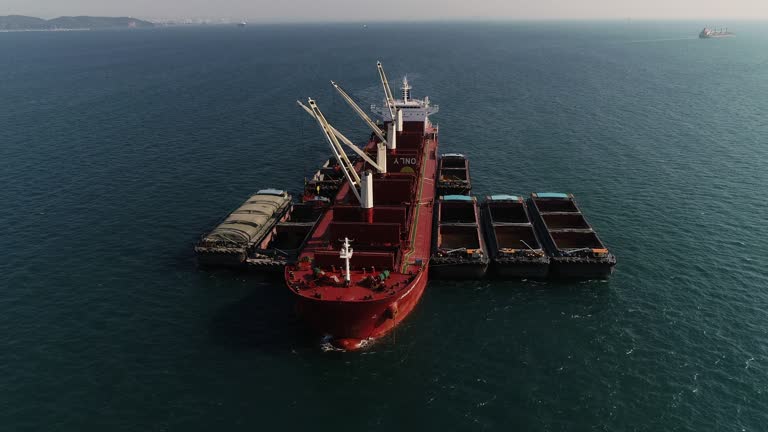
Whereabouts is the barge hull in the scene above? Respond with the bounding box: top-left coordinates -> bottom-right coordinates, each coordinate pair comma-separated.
196,250 -> 248,268
492,259 -> 550,279
550,258 -> 615,279
430,261 -> 488,279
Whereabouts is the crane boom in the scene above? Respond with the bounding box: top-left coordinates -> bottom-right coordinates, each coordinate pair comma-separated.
377,61 -> 395,121
331,81 -> 388,145
297,100 -> 384,173
306,99 -> 362,204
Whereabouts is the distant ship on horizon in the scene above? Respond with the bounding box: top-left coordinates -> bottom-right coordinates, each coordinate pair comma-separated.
237,21 -> 247,27
699,27 -> 733,39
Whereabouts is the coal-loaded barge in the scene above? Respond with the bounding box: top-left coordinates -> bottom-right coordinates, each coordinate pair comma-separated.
528,193 -> 616,278
431,195 -> 489,279
437,153 -> 471,195
481,195 -> 549,278
195,61 -> 617,349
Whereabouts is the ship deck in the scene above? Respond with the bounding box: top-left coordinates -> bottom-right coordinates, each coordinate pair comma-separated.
287,126 -> 438,302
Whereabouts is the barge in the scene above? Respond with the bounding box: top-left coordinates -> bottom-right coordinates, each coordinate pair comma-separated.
246,196 -> 329,272
481,195 -> 549,278
431,195 -> 489,279
285,64 -> 439,350
195,189 -> 291,267
437,153 -> 471,195
528,192 -> 616,279
305,157 -> 344,200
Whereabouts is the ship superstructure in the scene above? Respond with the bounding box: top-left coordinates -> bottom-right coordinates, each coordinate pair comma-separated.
371,76 -> 439,123
285,62 -> 439,350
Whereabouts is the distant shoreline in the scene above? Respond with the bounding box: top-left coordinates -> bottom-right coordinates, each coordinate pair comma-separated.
0,15 -> 154,31
0,28 -> 91,33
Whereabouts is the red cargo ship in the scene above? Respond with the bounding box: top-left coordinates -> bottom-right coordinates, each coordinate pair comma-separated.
285,63 -> 439,350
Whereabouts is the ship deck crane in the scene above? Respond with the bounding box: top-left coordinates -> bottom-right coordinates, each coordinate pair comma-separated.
331,81 -> 397,149
305,98 -> 374,208
297,100 -> 386,174
376,61 -> 403,133
377,61 -> 396,122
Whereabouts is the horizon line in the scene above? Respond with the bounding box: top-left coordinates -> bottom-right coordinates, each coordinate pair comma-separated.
4,14 -> 768,23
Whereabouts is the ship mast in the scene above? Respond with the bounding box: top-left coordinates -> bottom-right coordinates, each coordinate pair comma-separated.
401,76 -> 411,104
339,237 -> 354,285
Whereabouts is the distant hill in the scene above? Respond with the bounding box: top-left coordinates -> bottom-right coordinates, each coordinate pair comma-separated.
0,15 -> 48,30
0,15 -> 154,30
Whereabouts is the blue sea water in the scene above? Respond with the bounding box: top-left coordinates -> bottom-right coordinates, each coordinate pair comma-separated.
1,21 -> 768,431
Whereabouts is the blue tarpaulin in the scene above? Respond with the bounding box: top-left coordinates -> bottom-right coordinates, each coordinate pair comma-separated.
535,192 -> 569,199
489,194 -> 520,201
442,195 -> 473,201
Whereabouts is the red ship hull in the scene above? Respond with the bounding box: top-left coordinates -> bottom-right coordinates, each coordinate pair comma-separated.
294,268 -> 428,350
286,119 -> 438,350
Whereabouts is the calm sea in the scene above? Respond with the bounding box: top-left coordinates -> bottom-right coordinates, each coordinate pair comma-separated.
1,21 -> 767,431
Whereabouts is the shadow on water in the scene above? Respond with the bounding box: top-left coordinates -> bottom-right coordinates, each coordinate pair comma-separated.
167,239 -> 319,352
208,274 -> 317,353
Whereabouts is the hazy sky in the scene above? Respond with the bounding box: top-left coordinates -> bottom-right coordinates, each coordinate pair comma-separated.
2,0 -> 767,21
